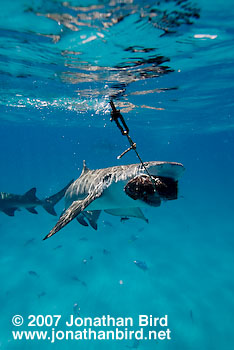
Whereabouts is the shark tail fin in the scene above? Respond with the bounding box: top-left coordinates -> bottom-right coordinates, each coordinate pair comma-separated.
42,180 -> 74,216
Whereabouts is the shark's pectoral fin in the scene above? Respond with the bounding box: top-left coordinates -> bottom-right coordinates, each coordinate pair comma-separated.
43,189 -> 103,240
83,210 -> 101,230
2,207 -> 18,216
77,214 -> 89,227
26,207 -> 38,214
104,208 -> 148,223
43,200 -> 85,239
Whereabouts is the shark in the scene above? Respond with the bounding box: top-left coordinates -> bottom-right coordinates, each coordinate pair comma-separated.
43,160 -> 184,240
0,180 -> 73,217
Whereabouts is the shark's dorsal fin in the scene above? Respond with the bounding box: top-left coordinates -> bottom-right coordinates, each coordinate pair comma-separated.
81,160 -> 90,175
24,188 -> 38,201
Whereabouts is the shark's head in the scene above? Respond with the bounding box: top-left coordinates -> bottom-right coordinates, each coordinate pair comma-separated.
153,176 -> 178,200
144,161 -> 184,180
124,175 -> 178,206
124,175 -> 159,206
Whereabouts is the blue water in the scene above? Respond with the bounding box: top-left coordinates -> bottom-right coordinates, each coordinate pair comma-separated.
0,0 -> 234,349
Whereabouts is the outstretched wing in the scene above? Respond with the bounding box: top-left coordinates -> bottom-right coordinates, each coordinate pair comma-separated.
43,189 -> 102,240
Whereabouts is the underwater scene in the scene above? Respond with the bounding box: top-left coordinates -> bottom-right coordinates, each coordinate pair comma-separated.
0,0 -> 234,349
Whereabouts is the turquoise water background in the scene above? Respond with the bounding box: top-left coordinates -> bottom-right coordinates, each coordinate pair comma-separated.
0,0 -> 234,349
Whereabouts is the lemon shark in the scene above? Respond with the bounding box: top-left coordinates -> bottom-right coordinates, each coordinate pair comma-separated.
43,161 -> 184,240
0,180 -> 73,217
